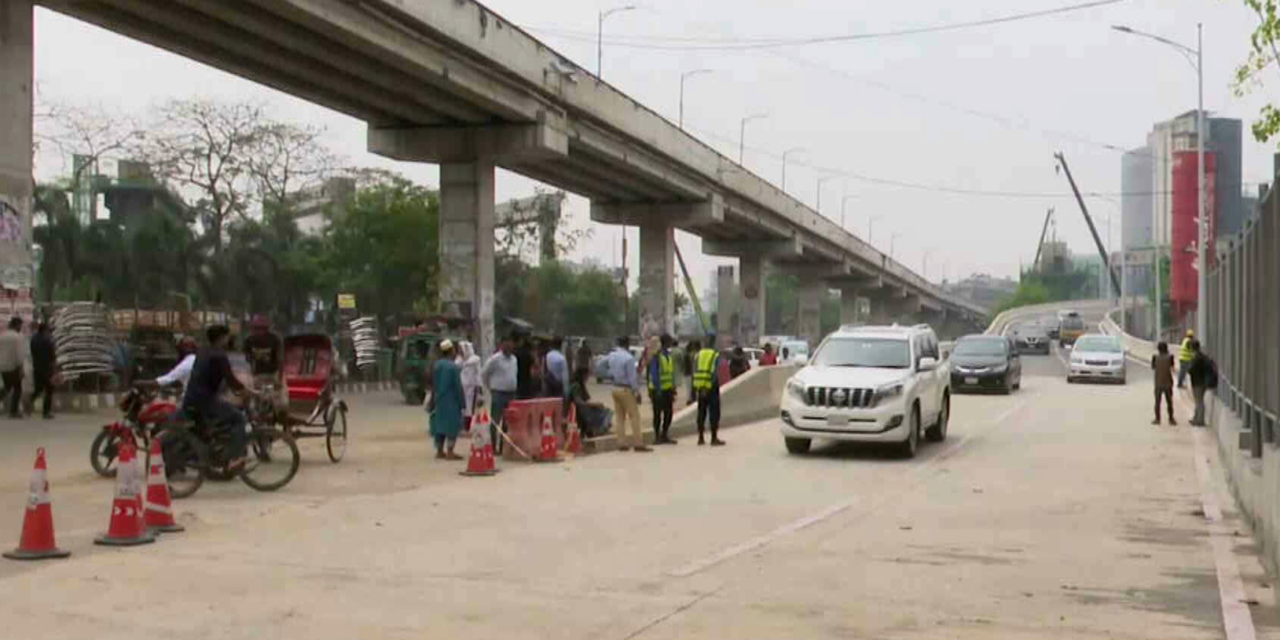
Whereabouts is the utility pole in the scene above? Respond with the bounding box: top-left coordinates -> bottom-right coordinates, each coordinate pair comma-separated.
679,69 -> 712,130
597,5 -> 637,80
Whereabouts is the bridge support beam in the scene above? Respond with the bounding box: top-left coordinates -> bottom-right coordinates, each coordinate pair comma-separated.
739,256 -> 766,347
0,0 -> 34,296
797,280 -> 824,351
637,223 -> 675,340
439,162 -> 497,357
839,288 -> 864,326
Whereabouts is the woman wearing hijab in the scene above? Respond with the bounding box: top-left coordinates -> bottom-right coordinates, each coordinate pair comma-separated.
427,339 -> 465,460
457,341 -> 482,431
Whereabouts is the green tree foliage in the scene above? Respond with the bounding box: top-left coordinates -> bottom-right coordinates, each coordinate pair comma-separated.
1233,1 -> 1280,145
321,174 -> 439,329
765,272 -> 799,334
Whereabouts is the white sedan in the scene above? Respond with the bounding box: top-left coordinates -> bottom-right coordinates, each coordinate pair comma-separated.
1067,334 -> 1127,384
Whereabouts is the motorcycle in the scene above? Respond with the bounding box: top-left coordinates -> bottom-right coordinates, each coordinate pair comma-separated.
89,384 -> 178,478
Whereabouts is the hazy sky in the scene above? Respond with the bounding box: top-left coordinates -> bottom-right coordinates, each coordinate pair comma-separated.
29,0 -> 1278,294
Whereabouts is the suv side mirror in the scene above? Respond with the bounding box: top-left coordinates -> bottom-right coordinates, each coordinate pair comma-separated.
918,356 -> 938,371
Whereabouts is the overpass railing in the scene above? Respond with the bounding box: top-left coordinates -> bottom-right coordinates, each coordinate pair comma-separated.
1205,188 -> 1280,459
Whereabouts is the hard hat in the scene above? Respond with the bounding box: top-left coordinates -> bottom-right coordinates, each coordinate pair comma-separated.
1185,329 -> 1194,337
440,339 -> 455,352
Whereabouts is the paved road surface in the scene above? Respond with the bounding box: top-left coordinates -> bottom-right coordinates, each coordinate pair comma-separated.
0,343 -> 1277,638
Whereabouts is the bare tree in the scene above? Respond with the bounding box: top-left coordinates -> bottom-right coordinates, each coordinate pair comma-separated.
135,98 -> 264,256
35,95 -> 144,191
246,121 -> 339,209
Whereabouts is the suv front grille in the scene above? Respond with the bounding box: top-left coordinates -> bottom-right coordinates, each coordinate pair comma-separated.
806,386 -> 874,408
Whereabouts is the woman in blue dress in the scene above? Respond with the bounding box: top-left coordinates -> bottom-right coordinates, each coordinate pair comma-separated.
428,339 -> 465,460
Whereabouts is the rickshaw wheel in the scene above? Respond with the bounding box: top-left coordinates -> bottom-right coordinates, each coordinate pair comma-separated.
326,406 -> 348,463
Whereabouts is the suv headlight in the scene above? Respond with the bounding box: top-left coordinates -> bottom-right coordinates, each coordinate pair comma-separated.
1071,354 -> 1083,363
989,363 -> 1009,374
786,378 -> 806,403
872,382 -> 903,406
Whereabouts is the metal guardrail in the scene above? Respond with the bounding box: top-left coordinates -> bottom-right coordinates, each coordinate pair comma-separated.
1205,190 -> 1280,459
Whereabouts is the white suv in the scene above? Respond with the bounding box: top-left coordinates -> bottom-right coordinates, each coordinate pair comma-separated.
779,324 -> 950,458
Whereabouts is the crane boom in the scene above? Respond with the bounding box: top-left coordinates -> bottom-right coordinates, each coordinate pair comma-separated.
1054,152 -> 1121,297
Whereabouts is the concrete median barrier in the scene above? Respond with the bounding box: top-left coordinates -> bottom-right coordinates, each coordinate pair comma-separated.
667,364 -> 799,437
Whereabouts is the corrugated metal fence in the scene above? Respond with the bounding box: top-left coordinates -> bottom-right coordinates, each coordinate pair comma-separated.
1206,186 -> 1280,458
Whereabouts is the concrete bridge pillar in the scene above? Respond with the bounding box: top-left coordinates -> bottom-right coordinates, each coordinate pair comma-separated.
739,256 -> 766,348
0,0 -> 34,297
839,288 -> 863,326
439,162 -> 497,357
638,223 -> 675,340
369,121 -> 569,357
797,280 -> 824,350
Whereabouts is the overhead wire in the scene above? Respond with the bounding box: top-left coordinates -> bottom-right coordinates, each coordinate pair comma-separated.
685,122 -> 1171,200
524,0 -> 1126,51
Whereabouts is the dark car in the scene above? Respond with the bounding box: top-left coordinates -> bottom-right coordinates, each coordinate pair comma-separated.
950,335 -> 1022,394
1012,325 -> 1051,355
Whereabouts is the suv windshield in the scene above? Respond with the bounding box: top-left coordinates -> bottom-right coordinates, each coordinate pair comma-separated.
812,337 -> 910,369
1074,336 -> 1122,353
953,338 -> 1007,357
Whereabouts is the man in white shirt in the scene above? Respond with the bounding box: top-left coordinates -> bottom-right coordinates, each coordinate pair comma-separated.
0,317 -> 26,419
481,335 -> 518,453
150,336 -> 199,397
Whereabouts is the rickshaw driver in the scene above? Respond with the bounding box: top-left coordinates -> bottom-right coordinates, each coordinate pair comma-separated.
183,325 -> 251,471
243,314 -> 288,417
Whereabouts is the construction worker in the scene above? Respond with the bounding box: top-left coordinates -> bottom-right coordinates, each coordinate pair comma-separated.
692,335 -> 726,447
648,334 -> 677,445
1177,330 -> 1195,389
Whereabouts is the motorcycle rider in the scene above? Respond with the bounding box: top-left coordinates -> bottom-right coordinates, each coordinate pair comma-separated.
182,325 -> 250,471
153,336 -> 199,393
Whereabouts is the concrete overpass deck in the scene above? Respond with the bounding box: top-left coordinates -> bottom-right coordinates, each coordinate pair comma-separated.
33,0 -> 987,352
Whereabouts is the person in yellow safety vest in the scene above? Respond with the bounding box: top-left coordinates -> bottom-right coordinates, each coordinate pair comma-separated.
647,334 -> 678,445
692,335 -> 726,447
1177,330 -> 1195,389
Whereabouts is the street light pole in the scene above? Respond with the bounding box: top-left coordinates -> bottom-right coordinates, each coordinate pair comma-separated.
781,147 -> 804,194
597,5 -> 637,79
868,215 -> 883,244
679,69 -> 712,130
890,233 -> 902,260
739,113 -> 767,164
841,194 -> 856,230
923,249 -> 935,280
1112,23 -> 1206,339
816,175 -> 836,214
1195,23 -> 1206,339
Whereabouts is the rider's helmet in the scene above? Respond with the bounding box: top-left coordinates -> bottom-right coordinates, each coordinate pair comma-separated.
250,314 -> 270,331
177,336 -> 198,357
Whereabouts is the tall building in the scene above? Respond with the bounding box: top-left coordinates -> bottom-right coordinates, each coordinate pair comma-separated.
1136,111 -> 1242,250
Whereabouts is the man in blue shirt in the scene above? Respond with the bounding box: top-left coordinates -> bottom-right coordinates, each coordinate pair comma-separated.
606,336 -> 650,452
544,336 -> 568,399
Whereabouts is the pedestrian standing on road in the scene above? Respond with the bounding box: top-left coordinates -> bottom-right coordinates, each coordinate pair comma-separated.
759,343 -> 778,366
428,339 -> 464,460
458,341 -> 482,433
515,334 -> 536,400
684,340 -> 699,406
606,336 -> 650,452
27,322 -> 57,420
544,336 -> 568,401
481,335 -> 519,455
693,336 -> 725,446
0,317 -> 25,419
1187,340 -> 1217,427
728,344 -> 751,379
1151,341 -> 1176,426
648,334 -> 677,445
1177,330 -> 1195,389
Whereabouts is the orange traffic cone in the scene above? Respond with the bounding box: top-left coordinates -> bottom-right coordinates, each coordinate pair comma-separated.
3,448 -> 70,561
143,438 -> 184,533
95,441 -> 156,547
534,415 -> 561,463
563,405 -> 582,455
460,409 -> 500,477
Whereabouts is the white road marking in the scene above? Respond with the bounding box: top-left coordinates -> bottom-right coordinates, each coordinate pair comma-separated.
667,397 -> 1032,578
1191,426 -> 1258,640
